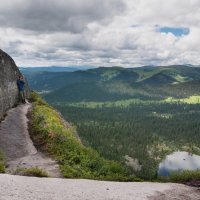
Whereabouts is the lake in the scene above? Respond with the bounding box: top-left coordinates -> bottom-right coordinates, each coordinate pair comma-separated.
158,151 -> 200,176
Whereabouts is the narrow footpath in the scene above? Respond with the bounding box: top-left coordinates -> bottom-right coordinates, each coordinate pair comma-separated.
0,103 -> 61,177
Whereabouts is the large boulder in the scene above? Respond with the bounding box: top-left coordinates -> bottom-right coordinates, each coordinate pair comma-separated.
0,49 -> 23,119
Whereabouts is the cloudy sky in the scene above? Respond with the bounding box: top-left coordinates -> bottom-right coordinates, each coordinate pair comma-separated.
0,0 -> 200,67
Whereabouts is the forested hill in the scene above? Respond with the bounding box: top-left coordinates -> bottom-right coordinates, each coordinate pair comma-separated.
25,65 -> 200,103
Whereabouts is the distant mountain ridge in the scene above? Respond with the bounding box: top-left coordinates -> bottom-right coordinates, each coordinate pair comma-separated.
20,66 -> 97,73
23,65 -> 200,103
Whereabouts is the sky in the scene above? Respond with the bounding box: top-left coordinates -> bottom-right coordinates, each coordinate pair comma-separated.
0,0 -> 200,67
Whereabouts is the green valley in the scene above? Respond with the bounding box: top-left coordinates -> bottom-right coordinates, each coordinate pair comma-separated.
25,65 -> 200,180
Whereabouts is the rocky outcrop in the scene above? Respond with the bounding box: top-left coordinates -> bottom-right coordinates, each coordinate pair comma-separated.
0,49 -> 22,119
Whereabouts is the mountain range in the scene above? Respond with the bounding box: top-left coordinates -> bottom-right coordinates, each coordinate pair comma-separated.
20,66 -> 96,73
24,65 -> 200,103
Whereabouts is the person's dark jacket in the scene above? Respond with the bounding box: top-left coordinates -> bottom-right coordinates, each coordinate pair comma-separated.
17,79 -> 25,91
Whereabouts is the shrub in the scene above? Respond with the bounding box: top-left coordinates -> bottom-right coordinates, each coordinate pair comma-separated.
15,167 -> 49,177
169,170 -> 200,183
0,152 -> 5,173
157,170 -> 200,184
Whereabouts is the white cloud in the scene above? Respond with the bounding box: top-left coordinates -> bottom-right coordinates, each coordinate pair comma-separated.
0,0 -> 200,67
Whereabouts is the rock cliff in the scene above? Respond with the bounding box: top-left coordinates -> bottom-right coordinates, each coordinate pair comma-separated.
0,49 -> 22,119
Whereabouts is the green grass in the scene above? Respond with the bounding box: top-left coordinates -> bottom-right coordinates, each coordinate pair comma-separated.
101,69 -> 120,81
164,96 -> 200,104
29,92 -> 131,181
173,75 -> 188,82
55,95 -> 200,109
0,151 -> 5,173
133,67 -> 167,82
66,99 -> 156,108
170,170 -> 200,183
14,167 -> 49,177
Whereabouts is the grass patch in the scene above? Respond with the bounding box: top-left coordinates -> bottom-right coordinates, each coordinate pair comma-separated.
67,99 -> 154,108
134,67 -> 167,82
164,96 -> 200,104
0,151 -> 5,173
174,75 -> 188,82
55,95 -> 200,109
14,167 -> 49,177
29,92 -> 131,181
60,99 -> 159,109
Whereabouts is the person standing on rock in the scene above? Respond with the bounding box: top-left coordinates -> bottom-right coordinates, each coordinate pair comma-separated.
17,75 -> 26,103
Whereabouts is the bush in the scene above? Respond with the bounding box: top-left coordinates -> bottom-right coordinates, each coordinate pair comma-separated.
0,152 -> 5,173
157,170 -> 200,184
169,170 -> 200,183
15,167 -> 49,177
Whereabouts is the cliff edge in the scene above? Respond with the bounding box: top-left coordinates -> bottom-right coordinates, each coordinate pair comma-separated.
0,49 -> 22,119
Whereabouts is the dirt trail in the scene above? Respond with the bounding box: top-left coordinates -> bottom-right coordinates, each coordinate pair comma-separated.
0,103 -> 61,177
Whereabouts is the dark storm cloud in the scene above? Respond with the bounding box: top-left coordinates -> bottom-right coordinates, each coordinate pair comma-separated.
0,0 -> 126,33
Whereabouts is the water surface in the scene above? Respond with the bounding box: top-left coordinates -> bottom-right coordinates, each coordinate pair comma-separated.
158,151 -> 200,176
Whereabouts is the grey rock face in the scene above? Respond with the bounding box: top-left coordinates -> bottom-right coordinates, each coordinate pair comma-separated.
0,49 -> 21,119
